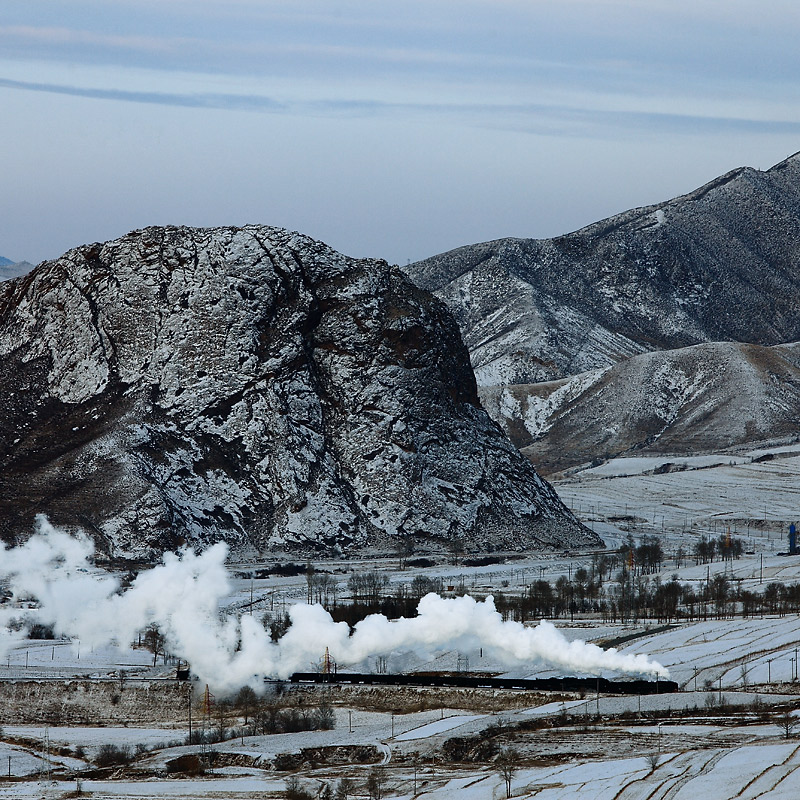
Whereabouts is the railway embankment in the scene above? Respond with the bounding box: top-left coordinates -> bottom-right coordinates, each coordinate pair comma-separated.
0,679 -> 190,725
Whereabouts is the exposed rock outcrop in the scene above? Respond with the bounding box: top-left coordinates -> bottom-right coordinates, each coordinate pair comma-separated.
0,225 -> 594,559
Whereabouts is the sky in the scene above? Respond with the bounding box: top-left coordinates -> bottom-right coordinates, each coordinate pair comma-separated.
2,0 -> 800,267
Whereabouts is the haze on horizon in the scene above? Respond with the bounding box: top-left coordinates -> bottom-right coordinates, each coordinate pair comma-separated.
1,0 -> 799,267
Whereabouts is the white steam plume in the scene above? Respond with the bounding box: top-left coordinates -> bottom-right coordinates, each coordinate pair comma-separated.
0,518 -> 668,691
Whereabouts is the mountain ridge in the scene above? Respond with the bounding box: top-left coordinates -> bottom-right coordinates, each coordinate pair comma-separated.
407,152 -> 800,386
0,260 -> 32,282
406,151 -> 800,469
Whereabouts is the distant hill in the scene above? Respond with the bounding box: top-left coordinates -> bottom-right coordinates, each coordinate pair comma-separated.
0,260 -> 33,282
480,340 -> 800,474
407,152 -> 800,471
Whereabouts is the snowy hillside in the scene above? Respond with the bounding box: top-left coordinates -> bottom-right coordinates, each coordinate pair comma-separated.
408,151 -> 800,386
480,340 -> 800,474
0,259 -> 32,282
407,152 -> 800,467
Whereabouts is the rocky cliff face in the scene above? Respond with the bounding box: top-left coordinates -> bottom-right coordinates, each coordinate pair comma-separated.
0,225 -> 594,559
408,152 -> 800,387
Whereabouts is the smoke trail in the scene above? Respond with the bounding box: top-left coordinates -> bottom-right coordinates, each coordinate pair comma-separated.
0,518 -> 668,691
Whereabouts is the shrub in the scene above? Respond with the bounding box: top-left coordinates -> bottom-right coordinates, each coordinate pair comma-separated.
285,776 -> 315,800
165,754 -> 204,775
94,744 -> 132,766
27,623 -> 55,639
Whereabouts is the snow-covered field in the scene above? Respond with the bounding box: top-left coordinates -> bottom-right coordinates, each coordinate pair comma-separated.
408,742 -> 800,800
555,445 -> 800,540
5,444 -> 800,797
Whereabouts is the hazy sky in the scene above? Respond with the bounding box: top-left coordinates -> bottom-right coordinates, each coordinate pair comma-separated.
2,0 -> 800,266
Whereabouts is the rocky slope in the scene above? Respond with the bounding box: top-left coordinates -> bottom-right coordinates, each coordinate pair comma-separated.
480,341 -> 800,474
0,225 -> 594,560
408,152 -> 800,387
407,152 -> 800,468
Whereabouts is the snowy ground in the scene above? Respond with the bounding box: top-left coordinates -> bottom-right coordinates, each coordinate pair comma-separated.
0,640 -> 162,680
5,443 -> 800,796
555,445 -> 800,546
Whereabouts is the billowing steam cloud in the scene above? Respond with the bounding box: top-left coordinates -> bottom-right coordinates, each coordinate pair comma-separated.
0,518 -> 667,691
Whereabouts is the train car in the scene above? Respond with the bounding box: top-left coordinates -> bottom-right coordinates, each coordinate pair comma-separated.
289,671 -> 679,694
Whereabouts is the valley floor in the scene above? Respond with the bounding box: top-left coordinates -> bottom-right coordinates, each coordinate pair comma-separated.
4,443 -> 800,797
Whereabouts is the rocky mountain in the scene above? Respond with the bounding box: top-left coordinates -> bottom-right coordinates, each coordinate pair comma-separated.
0,225 -> 595,560
480,341 -> 800,474
408,151 -> 800,387
407,152 -> 800,470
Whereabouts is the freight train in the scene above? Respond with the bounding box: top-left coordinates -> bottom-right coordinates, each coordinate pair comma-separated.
289,672 -> 679,695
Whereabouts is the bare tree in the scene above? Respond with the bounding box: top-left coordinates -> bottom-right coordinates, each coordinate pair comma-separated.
496,747 -> 519,798
285,776 -> 314,800
143,624 -> 165,667
334,777 -> 355,800
775,708 -> 799,739
395,537 -> 415,570
366,765 -> 387,800
448,537 -> 465,565
235,685 -> 258,725
646,751 -> 660,771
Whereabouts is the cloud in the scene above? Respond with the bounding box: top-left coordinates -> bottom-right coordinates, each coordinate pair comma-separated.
2,74 -> 799,141
0,76 -> 286,112
0,25 -> 192,53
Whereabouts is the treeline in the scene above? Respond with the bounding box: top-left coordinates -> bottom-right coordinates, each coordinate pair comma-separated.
265,572 -> 445,630
494,575 -> 800,624
258,533 -> 756,635
187,685 -> 335,745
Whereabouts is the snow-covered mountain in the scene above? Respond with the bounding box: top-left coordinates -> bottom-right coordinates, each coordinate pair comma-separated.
0,225 -> 594,560
407,152 -> 800,470
408,152 -> 800,386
